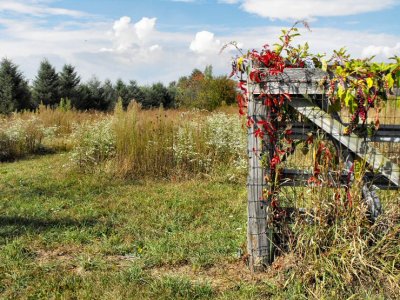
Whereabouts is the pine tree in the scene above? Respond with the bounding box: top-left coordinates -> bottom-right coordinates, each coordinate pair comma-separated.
142,82 -> 172,108
114,79 -> 130,109
76,77 -> 112,111
59,64 -> 80,106
127,80 -> 145,105
86,77 -> 104,110
101,79 -> 116,110
32,59 -> 60,106
0,58 -> 32,114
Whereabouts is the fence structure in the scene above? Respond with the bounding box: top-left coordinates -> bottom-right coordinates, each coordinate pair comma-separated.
246,67 -> 400,271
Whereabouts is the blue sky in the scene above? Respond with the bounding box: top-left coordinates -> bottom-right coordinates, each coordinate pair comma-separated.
0,0 -> 399,84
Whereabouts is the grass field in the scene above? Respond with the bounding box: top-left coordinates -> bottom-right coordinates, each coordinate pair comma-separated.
1,155 -> 399,299
1,106 -> 399,299
0,153 -> 270,299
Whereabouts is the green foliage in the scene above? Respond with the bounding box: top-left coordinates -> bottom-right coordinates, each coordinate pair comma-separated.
101,79 -> 117,109
204,64 -> 213,79
59,64 -> 80,107
0,116 -> 56,161
0,151 -> 398,299
32,59 -> 60,107
67,104 -> 246,180
0,153 -> 246,299
176,67 -> 236,110
114,79 -> 131,109
59,98 -> 72,112
74,77 -> 115,111
70,118 -> 115,169
141,82 -> 174,108
0,58 -> 32,114
127,80 -> 145,106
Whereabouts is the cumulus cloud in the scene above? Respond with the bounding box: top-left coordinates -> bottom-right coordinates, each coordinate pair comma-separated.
362,43 -> 400,58
108,16 -> 157,52
190,31 -> 221,54
240,0 -> 397,20
0,0 -> 398,86
134,17 -> 157,41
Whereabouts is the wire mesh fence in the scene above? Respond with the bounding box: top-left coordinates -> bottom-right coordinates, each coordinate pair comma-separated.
246,68 -> 400,270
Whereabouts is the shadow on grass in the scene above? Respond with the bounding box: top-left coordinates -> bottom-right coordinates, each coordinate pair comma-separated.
0,215 -> 98,240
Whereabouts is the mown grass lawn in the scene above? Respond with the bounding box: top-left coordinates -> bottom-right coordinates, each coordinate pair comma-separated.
0,154 -> 285,299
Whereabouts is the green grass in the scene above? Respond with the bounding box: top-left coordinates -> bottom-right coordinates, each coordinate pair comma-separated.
1,154 -> 399,299
0,154 -> 269,299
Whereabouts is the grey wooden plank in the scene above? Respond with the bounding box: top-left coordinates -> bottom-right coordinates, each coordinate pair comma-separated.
249,68 -> 328,95
247,82 -> 272,271
290,98 -> 400,187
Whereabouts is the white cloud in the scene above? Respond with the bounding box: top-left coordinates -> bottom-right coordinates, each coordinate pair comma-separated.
108,16 -> 157,52
149,44 -> 162,52
0,0 -> 89,17
134,17 -> 156,41
190,31 -> 221,54
240,0 -> 397,20
362,43 -> 400,58
0,0 -> 398,86
218,0 -> 240,4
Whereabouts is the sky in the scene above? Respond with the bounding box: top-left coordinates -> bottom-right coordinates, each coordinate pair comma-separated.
0,0 -> 399,85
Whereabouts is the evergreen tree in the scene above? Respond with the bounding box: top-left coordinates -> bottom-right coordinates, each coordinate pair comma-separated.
59,64 -> 80,106
142,82 -> 173,108
32,59 -> 60,106
76,83 -> 91,110
114,79 -> 130,109
127,80 -> 145,105
76,77 -> 105,111
0,58 -> 32,114
101,79 -> 116,110
87,77 -> 105,110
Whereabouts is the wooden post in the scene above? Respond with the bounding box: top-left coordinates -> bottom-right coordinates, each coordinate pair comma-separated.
247,77 -> 273,272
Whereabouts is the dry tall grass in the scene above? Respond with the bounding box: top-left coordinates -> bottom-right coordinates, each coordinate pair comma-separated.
110,101 -> 246,179
273,160 -> 400,298
64,100 -> 247,180
0,104 -> 107,161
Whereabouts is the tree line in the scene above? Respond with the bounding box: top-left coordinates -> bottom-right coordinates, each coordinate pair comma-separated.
0,58 -> 236,114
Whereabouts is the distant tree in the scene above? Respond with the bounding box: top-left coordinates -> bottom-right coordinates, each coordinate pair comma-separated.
76,83 -> 91,110
167,81 -> 178,108
87,77 -> 104,110
114,79 -> 130,109
141,82 -> 173,108
175,69 -> 205,108
59,64 -> 80,106
190,68 -> 204,81
0,58 -> 32,114
176,67 -> 236,110
204,65 -> 213,79
196,76 -> 236,110
127,80 -> 145,105
76,77 -> 108,111
32,59 -> 60,106
101,79 -> 116,110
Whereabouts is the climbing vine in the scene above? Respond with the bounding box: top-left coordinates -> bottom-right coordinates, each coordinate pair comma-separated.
223,21 -> 400,210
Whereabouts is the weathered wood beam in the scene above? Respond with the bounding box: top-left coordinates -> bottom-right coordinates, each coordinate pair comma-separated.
290,97 -> 400,187
248,68 -> 328,95
247,83 -> 273,272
